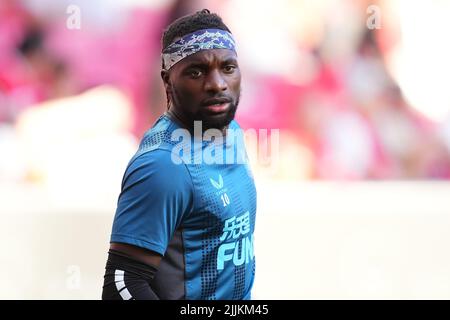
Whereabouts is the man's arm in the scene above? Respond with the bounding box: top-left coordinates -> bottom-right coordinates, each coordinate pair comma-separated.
110,242 -> 162,267
103,149 -> 194,300
102,243 -> 163,300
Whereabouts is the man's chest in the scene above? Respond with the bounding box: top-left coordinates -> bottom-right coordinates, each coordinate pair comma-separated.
185,163 -> 256,227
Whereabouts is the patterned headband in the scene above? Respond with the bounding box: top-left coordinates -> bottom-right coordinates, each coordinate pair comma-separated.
162,28 -> 236,70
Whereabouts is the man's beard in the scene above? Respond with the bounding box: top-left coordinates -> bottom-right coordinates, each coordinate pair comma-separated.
170,87 -> 241,131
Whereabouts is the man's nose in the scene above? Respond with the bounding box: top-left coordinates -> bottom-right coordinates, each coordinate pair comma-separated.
204,69 -> 227,93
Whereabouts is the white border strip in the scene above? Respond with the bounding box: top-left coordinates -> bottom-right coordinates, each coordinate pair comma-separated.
114,269 -> 132,300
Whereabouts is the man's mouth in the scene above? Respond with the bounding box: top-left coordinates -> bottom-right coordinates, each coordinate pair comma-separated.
203,98 -> 232,114
204,102 -> 230,113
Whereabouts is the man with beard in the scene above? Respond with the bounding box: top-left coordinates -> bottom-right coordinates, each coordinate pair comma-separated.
102,9 -> 257,300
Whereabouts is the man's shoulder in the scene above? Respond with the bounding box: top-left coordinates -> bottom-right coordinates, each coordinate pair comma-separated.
125,114 -> 188,172
123,147 -> 191,190
137,114 -> 180,153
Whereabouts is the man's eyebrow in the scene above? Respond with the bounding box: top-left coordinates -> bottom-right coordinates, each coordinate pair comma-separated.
184,61 -> 209,69
222,57 -> 238,64
184,55 -> 238,68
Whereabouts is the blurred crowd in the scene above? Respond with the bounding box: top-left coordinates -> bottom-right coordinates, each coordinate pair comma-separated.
1,0 -> 450,182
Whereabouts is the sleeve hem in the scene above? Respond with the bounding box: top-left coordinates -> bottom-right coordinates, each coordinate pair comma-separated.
110,234 -> 166,256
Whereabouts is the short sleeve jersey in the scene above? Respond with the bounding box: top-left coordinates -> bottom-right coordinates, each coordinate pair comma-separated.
110,114 -> 257,300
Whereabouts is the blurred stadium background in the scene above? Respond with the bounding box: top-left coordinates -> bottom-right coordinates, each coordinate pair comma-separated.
1,0 -> 450,299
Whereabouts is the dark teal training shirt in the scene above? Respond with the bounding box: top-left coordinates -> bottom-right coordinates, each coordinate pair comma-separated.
110,114 -> 257,300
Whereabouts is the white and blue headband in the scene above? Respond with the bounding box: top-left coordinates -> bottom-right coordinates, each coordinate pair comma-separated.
162,28 -> 236,70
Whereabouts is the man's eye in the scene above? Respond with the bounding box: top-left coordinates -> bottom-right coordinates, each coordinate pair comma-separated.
189,69 -> 202,78
223,65 -> 236,73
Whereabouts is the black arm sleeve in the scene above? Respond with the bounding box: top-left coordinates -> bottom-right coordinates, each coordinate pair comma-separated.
102,249 -> 160,300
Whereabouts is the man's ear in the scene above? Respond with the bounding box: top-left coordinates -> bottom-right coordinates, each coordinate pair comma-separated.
161,69 -> 173,108
161,70 -> 171,93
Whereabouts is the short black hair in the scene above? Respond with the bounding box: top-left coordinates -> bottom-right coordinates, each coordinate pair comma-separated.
161,9 -> 231,52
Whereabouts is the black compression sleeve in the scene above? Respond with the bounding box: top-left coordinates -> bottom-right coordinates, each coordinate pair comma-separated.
102,249 -> 160,300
